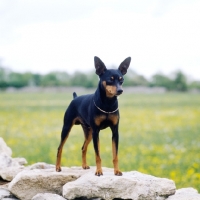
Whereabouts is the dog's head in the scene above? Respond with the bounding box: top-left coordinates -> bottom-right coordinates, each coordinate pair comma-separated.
94,56 -> 131,98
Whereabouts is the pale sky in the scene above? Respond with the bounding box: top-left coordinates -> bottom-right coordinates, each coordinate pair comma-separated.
0,0 -> 200,80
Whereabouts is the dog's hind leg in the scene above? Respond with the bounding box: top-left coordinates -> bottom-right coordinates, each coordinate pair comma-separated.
81,125 -> 92,169
56,107 -> 76,172
56,123 -> 73,172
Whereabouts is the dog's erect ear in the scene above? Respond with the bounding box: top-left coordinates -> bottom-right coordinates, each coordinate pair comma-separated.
118,57 -> 131,75
94,56 -> 107,76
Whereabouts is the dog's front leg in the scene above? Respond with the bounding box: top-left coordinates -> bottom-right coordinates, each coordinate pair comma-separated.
92,129 -> 103,176
111,125 -> 123,176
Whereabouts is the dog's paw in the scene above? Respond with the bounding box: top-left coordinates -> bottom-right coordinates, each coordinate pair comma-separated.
114,169 -> 123,176
56,166 -> 62,172
82,164 -> 90,169
95,168 -> 103,176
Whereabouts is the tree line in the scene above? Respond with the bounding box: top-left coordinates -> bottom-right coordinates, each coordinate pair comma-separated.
0,66 -> 200,91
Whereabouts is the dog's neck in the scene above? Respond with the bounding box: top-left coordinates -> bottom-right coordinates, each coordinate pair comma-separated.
94,81 -> 118,111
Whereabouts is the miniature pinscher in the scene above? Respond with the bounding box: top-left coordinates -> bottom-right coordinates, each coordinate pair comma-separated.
56,56 -> 131,176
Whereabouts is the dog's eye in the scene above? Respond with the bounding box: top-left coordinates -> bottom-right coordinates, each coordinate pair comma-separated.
106,77 -> 114,85
119,77 -> 124,84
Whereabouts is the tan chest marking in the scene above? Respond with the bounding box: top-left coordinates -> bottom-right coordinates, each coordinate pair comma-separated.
94,115 -> 107,126
94,114 -> 119,126
108,114 -> 119,125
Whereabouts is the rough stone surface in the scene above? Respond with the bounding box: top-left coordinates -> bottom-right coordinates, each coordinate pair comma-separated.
0,188 -> 10,199
32,193 -> 66,200
0,137 -> 27,172
0,166 -> 25,181
0,162 -> 51,183
167,187 -> 200,200
28,162 -> 55,170
1,198 -> 19,200
0,137 -> 12,156
63,171 -> 176,200
0,153 -> 21,169
8,167 -> 91,200
12,157 -> 27,166
0,188 -> 18,199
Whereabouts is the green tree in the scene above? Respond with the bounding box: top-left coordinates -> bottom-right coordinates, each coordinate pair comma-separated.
40,71 -> 70,87
8,72 -> 31,88
0,67 -> 8,88
41,73 -> 59,86
173,71 -> 188,91
124,70 -> 149,86
189,81 -> 200,90
54,71 -> 70,86
70,72 -> 88,87
84,71 -> 98,88
32,74 -> 42,86
150,73 -> 174,90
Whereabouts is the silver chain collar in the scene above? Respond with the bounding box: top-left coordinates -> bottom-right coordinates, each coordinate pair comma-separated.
93,100 -> 119,114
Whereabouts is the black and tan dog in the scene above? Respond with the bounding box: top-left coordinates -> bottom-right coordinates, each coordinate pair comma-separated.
56,56 -> 131,176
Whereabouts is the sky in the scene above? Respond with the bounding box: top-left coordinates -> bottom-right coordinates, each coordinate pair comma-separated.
0,0 -> 200,80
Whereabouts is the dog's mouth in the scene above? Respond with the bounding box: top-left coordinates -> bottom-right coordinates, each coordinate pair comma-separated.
103,81 -> 123,98
116,90 -> 123,96
107,89 -> 123,98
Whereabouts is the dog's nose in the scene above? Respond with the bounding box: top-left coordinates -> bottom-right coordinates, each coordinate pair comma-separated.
117,89 -> 123,95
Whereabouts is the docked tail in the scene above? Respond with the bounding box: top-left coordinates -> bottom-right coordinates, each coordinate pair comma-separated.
73,92 -> 77,99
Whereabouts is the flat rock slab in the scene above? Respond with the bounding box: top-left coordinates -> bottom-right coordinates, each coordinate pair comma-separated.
32,193 -> 66,200
0,162 -> 55,182
0,188 -> 11,199
167,188 -> 200,200
0,138 -> 27,171
0,188 -> 18,199
0,166 -> 25,181
63,171 -> 176,200
0,153 -> 21,169
8,167 -> 91,200
0,137 -> 12,156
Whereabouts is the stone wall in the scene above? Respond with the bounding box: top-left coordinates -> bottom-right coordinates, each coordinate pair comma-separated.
0,137 -> 200,200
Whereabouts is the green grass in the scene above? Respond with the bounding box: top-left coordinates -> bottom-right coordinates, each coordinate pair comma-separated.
0,92 -> 200,191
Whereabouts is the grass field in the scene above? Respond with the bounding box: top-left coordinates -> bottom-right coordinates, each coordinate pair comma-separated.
0,91 -> 200,191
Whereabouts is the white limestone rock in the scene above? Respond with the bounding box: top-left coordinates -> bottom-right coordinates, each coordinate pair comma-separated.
63,171 -> 176,200
0,137 -> 12,156
0,188 -> 18,199
8,167 -> 91,200
32,193 -> 66,200
0,137 -> 27,170
167,187 -> 200,200
0,162 -> 54,182
12,157 -> 27,166
0,166 -> 25,181
28,162 -> 55,170
0,153 -> 21,169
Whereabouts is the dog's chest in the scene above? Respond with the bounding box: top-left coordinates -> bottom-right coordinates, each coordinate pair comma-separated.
94,114 -> 119,129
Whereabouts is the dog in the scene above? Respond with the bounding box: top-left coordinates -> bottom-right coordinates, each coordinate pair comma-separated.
56,56 -> 131,176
